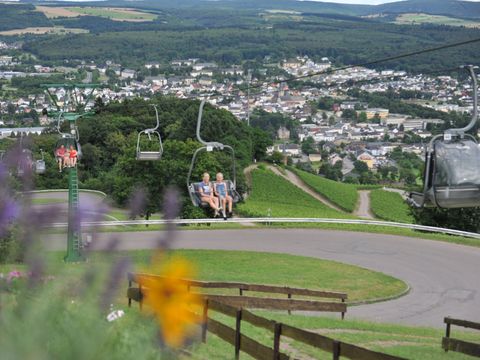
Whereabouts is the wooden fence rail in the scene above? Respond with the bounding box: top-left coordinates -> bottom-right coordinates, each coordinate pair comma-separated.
129,273 -> 347,318
442,317 -> 480,358
126,274 -> 406,360
201,299 -> 406,360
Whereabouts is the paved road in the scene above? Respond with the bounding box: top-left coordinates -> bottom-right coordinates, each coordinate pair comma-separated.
42,228 -> 480,328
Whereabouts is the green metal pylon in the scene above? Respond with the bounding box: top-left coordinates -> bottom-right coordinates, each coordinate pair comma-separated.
64,166 -> 84,262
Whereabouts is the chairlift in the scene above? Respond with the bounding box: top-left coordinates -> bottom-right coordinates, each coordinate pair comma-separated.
35,149 -> 46,174
53,112 -> 82,159
136,105 -> 163,161
408,65 -> 480,209
187,100 -> 242,208
17,149 -> 33,177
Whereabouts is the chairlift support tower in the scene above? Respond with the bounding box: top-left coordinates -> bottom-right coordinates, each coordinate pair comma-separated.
41,83 -> 100,262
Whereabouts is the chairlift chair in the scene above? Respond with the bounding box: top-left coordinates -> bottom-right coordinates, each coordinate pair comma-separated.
35,149 -> 46,174
408,65 -> 480,209
136,105 -> 163,161
187,100 -> 242,208
54,112 -> 82,159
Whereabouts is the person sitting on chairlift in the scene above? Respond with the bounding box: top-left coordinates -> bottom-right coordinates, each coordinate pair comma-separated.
63,146 -> 71,168
55,145 -> 66,173
199,172 -> 221,217
69,145 -> 78,168
214,172 -> 233,219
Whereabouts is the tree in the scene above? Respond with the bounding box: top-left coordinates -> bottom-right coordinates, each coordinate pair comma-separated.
301,136 -> 316,155
353,160 -> 369,174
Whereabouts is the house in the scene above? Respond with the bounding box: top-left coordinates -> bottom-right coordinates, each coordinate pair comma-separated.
277,126 -> 290,140
120,69 -> 136,79
309,154 -> 322,162
329,153 -> 343,165
357,152 -> 376,169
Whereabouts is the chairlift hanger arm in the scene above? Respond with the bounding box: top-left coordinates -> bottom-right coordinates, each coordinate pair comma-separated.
446,65 -> 478,137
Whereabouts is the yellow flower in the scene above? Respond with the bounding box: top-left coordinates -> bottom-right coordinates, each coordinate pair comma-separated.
138,255 -> 201,348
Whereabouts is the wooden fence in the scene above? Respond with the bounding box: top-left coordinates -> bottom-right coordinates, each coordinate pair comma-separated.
128,273 -> 348,318
442,317 -> 480,357
200,299 -> 407,360
127,273 -> 407,360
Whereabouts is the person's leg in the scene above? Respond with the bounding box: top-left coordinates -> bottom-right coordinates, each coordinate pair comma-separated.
227,196 -> 233,213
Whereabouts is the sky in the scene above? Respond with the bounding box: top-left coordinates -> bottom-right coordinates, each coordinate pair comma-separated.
313,0 -> 480,4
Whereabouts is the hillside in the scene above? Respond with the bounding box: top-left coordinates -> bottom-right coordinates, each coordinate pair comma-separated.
369,0 -> 480,19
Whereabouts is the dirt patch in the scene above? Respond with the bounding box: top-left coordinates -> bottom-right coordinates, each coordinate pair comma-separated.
36,6 -> 80,18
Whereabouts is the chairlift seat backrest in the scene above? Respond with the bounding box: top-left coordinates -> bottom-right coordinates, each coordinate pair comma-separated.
431,139 -> 480,208
35,160 -> 46,174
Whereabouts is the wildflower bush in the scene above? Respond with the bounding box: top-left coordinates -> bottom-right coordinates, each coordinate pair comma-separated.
0,144 -> 202,358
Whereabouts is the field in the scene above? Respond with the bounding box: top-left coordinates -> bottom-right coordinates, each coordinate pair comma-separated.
237,169 -> 351,219
370,190 -> 414,224
0,27 -> 88,36
394,13 -> 480,28
36,6 -> 157,22
291,168 -> 359,213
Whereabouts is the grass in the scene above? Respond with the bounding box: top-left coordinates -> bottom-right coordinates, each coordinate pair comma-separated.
32,198 -> 66,205
0,27 -> 88,36
291,168 -> 359,212
2,249 -> 478,359
68,7 -> 157,21
188,310 -> 480,359
237,169 -> 351,219
0,249 -> 407,303
370,190 -> 414,224
394,13 -> 480,28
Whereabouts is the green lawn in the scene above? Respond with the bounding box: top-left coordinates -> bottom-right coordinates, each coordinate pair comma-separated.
370,190 -> 414,224
188,312 -> 480,360
395,13 -> 480,28
1,249 -> 477,359
31,198 -> 66,205
291,168 -> 359,212
237,169 -> 351,219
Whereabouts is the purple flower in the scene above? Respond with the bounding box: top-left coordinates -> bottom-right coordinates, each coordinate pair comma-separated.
7,270 -> 23,282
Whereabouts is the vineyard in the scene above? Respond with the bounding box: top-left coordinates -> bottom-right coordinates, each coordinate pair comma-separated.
370,190 -> 415,224
237,169 -> 351,219
291,168 -> 359,213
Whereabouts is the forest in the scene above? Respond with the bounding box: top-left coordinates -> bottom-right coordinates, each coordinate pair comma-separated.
1,96 -> 272,218
0,2 -> 474,72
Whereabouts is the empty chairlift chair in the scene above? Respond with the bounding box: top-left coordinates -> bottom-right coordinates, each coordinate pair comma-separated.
136,105 -> 163,161
408,65 -> 480,209
187,99 -> 242,208
35,149 -> 46,174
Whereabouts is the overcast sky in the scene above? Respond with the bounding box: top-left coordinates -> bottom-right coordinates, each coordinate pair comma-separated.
314,0 -> 480,4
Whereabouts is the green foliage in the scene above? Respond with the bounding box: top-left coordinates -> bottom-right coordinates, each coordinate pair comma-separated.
237,168 -> 349,218
0,4 -> 50,31
22,97 -> 270,216
292,168 -> 359,213
21,12 -> 480,71
250,109 -> 298,141
411,206 -> 480,233
370,190 -> 414,223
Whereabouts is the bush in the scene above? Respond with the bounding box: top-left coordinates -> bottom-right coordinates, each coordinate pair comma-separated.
0,227 -> 25,264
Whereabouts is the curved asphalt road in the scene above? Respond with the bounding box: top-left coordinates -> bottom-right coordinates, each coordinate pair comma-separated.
42,228 -> 480,328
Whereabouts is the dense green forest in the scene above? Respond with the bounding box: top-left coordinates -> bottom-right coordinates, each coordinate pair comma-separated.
0,4 -> 51,31
0,3 -> 474,71
1,97 -> 272,217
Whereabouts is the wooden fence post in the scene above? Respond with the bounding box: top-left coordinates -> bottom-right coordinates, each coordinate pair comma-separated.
445,321 -> 451,352
332,340 -> 340,360
273,322 -> 282,360
235,309 -> 242,359
201,300 -> 209,343
341,298 -> 345,320
128,279 -> 132,307
287,293 -> 292,315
